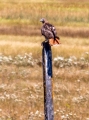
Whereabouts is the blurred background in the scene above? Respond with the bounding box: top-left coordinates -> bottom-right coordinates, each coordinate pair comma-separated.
0,0 -> 89,120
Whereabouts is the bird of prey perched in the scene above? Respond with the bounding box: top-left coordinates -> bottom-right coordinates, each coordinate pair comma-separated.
40,18 -> 60,46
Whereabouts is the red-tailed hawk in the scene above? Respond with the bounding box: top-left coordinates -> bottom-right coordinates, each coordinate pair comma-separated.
40,18 -> 60,46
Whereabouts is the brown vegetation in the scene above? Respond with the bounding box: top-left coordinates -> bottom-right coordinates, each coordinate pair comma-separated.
0,0 -> 89,120
0,2 -> 89,37
0,25 -> 89,38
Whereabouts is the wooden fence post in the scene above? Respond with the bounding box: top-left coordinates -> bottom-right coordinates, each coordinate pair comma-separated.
42,42 -> 54,120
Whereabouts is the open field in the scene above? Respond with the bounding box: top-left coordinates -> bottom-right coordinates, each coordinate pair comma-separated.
0,54 -> 89,120
0,35 -> 89,59
0,0 -> 89,120
0,35 -> 89,120
0,1 -> 89,37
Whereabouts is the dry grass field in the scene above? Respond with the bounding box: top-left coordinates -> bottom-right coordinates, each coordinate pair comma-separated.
0,1 -> 89,37
0,0 -> 89,120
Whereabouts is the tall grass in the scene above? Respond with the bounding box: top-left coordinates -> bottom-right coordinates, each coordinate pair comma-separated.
0,35 -> 42,57
0,3 -> 88,24
0,1 -> 89,120
0,2 -> 89,26
0,60 -> 89,120
0,35 -> 89,59
0,2 -> 89,37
